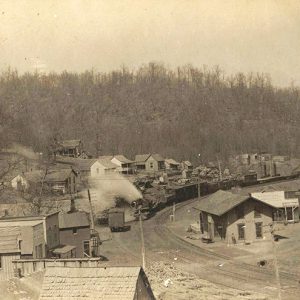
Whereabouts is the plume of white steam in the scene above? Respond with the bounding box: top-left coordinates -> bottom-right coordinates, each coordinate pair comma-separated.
5,143 -> 39,160
77,173 -> 142,215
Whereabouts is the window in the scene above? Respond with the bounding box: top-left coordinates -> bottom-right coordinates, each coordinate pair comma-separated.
254,206 -> 262,218
237,223 -> 245,240
96,168 -> 99,174
235,205 -> 244,219
72,228 -> 78,235
150,162 -> 154,169
0,255 -> 2,268
255,222 -> 263,238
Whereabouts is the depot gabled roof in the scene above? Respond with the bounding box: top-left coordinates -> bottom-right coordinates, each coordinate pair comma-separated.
193,190 -> 277,217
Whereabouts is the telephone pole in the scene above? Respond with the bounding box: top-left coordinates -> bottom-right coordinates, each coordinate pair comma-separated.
270,223 -> 281,300
139,209 -> 146,269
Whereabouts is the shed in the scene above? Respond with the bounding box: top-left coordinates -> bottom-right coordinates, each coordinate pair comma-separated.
39,266 -> 155,300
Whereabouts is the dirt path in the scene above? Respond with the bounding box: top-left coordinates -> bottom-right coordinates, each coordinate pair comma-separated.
99,199 -> 300,299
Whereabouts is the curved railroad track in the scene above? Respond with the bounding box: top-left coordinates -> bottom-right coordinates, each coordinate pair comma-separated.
110,180 -> 300,299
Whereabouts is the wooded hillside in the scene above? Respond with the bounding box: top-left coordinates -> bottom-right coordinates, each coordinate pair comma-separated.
0,63 -> 299,163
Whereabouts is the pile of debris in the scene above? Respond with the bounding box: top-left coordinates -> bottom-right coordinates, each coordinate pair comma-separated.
146,262 -> 268,300
193,165 -> 221,181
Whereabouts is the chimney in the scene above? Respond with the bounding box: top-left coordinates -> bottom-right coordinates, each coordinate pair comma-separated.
70,198 -> 77,213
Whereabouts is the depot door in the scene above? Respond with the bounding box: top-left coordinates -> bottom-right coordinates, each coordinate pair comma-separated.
286,207 -> 294,221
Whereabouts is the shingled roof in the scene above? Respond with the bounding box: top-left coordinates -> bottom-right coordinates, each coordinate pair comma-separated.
135,154 -> 151,163
39,266 -> 154,300
135,153 -> 164,163
23,169 -> 75,183
193,190 -> 251,216
58,211 -> 90,229
113,155 -> 133,164
98,158 -> 118,169
55,157 -> 98,172
194,190 -> 275,216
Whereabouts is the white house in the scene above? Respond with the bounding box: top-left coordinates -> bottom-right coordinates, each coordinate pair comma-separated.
110,155 -> 134,174
97,158 -> 118,175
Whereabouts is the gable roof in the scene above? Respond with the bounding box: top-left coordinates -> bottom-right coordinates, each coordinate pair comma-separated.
193,190 -> 252,216
135,154 -> 164,163
113,155 -> 133,164
0,226 -> 21,253
98,158 -> 118,169
98,155 -> 114,160
55,157 -> 98,171
251,191 -> 299,208
58,211 -> 90,229
151,154 -> 164,161
75,159 -> 98,171
165,158 -> 180,165
23,169 -> 75,183
135,154 -> 151,163
46,169 -> 75,182
39,266 -> 151,300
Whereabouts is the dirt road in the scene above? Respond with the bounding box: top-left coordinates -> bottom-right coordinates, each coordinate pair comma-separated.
98,198 -> 300,299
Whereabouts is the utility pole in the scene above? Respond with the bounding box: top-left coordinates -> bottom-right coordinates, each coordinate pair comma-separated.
216,155 -> 223,181
87,189 -> 95,231
197,153 -> 201,200
270,223 -> 281,300
198,174 -> 201,200
139,208 -> 146,269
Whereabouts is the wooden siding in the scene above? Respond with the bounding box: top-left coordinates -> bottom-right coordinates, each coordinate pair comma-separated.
0,253 -> 20,281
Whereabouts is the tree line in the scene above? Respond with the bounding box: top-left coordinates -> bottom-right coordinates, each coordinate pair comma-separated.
0,63 -> 299,165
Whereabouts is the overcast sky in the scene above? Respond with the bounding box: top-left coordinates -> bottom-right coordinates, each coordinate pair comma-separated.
0,0 -> 299,87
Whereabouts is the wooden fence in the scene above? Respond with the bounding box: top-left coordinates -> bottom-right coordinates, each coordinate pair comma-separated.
12,258 -> 102,278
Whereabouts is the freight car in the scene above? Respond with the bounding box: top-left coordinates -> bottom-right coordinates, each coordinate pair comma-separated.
108,208 -> 125,232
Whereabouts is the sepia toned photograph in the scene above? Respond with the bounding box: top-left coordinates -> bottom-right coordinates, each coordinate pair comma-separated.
0,1 -> 300,299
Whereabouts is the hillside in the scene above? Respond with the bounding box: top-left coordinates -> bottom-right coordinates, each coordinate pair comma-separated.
0,64 -> 300,164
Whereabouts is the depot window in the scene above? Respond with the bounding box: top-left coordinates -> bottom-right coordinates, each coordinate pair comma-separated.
237,223 -> 245,240
255,222 -> 263,238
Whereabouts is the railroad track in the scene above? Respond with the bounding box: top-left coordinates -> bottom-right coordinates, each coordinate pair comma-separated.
108,179 -> 300,298
153,197 -> 299,286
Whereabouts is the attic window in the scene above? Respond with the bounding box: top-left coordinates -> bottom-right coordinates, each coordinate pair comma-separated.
72,228 -> 78,235
254,206 -> 262,218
